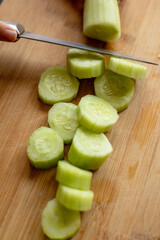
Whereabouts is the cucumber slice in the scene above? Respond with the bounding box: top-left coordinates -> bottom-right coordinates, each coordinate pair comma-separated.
94,70 -> 135,112
83,0 -> 121,42
107,57 -> 147,80
67,48 -> 105,79
56,160 -> 92,190
27,127 -> 64,169
68,127 -> 113,170
38,65 -> 79,105
77,94 -> 119,133
48,102 -> 79,144
41,198 -> 81,240
56,183 -> 94,211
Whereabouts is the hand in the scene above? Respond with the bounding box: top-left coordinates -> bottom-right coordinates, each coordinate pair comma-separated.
0,21 -> 17,42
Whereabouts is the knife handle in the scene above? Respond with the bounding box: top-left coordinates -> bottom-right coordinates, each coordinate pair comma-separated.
0,20 -> 25,41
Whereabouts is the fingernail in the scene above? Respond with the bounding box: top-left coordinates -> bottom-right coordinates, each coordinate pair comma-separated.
5,29 -> 17,42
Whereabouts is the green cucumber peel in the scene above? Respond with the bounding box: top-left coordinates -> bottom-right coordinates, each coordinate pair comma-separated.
56,183 -> 94,211
67,48 -> 105,79
68,127 -> 113,170
83,0 -> 121,42
107,57 -> 147,80
56,160 -> 93,190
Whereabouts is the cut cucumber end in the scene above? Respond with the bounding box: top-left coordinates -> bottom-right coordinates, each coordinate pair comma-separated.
56,160 -> 93,190
107,57 -> 147,80
67,48 -> 105,79
94,70 -> 135,112
77,94 -> 119,133
83,23 -> 121,42
68,127 -> 113,170
41,198 -> 81,240
83,0 -> 121,42
27,127 -> 64,169
48,102 -> 79,144
56,183 -> 94,212
38,65 -> 79,105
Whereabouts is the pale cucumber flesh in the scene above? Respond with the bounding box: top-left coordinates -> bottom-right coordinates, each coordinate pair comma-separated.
48,102 -> 79,144
38,65 -> 79,105
83,0 -> 121,42
56,160 -> 92,190
77,94 -> 119,133
41,198 -> 81,240
27,126 -> 64,169
107,57 -> 147,80
94,70 -> 135,112
56,183 -> 94,211
68,127 -> 113,170
67,48 -> 105,79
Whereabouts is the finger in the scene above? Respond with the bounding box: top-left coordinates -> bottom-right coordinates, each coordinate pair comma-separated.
0,21 -> 17,42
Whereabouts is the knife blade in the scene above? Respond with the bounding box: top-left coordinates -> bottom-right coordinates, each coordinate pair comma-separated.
2,20 -> 158,66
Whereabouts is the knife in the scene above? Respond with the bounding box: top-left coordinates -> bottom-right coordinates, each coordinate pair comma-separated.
2,20 -> 158,66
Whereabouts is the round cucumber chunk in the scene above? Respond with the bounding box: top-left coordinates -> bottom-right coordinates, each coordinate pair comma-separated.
68,127 -> 113,170
56,160 -> 92,190
41,198 -> 81,240
67,48 -> 105,79
48,102 -> 79,144
56,183 -> 94,211
77,94 -> 119,133
107,57 -> 147,80
27,126 -> 64,169
94,70 -> 135,112
38,65 -> 79,105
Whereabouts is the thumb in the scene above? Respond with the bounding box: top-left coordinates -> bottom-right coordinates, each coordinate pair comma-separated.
0,21 -> 17,42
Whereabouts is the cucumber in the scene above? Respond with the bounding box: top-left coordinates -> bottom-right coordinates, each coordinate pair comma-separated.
56,160 -> 92,190
67,48 -> 105,79
27,126 -> 64,169
38,65 -> 79,105
83,0 -> 121,42
77,94 -> 119,133
48,102 -> 79,144
56,183 -> 94,211
41,198 -> 81,240
68,127 -> 113,170
107,57 -> 147,80
94,70 -> 135,112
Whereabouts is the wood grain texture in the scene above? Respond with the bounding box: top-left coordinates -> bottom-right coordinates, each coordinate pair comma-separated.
0,0 -> 160,239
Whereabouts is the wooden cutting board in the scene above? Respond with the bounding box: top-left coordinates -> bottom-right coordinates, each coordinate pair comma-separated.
0,0 -> 160,239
